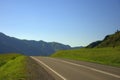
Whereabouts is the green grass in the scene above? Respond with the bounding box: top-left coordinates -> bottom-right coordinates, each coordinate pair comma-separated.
52,47 -> 120,67
0,53 -> 27,80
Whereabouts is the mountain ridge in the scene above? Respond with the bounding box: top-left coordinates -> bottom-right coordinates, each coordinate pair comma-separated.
0,32 -> 71,56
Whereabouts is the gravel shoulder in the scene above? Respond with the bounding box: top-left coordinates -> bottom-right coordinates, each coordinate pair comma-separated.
26,57 -> 55,80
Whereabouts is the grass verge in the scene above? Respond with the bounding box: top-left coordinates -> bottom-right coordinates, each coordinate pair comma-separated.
0,53 -> 27,80
0,53 -> 55,80
51,47 -> 120,67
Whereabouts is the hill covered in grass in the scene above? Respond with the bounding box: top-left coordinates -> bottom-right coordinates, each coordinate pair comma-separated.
97,31 -> 120,48
87,31 -> 120,48
52,47 -> 120,67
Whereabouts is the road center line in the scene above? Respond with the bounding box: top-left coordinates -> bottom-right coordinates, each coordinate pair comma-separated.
30,57 -> 67,80
50,58 -> 120,79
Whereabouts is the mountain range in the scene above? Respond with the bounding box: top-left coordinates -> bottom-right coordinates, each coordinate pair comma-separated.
1,30 -> 118,56
0,32 -> 71,56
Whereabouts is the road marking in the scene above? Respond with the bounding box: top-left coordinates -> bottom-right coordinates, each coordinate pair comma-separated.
30,57 -> 67,80
50,58 -> 120,79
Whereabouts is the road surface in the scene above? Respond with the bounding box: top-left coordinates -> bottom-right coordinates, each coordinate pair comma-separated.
31,56 -> 120,80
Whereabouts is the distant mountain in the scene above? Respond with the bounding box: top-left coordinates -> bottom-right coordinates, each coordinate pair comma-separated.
86,41 -> 102,48
0,32 -> 71,56
49,42 -> 71,51
87,30 -> 120,48
71,46 -> 83,49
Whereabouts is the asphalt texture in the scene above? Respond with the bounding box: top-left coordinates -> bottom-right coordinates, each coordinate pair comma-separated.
31,57 -> 120,80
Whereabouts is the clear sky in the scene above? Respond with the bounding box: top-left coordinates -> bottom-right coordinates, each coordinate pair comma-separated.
0,0 -> 120,47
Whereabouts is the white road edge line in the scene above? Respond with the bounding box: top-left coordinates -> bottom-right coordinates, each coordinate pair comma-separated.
50,58 -> 120,79
30,57 -> 67,80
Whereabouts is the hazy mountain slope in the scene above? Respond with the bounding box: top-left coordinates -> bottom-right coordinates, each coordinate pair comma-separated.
0,32 -> 71,56
49,42 -> 71,51
23,40 -> 55,56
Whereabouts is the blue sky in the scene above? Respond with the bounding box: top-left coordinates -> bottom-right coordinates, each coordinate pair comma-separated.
0,0 -> 120,47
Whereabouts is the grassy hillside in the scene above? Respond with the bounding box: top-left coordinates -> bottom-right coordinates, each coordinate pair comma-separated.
97,31 -> 120,47
52,47 -> 120,67
0,53 -> 27,80
87,31 -> 120,48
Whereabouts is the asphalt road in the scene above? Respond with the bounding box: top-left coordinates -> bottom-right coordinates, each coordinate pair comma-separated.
31,56 -> 120,80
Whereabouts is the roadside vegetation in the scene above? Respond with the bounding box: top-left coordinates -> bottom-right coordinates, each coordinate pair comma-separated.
52,47 -> 120,67
0,53 -> 27,80
0,53 -> 55,80
52,31 -> 120,67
